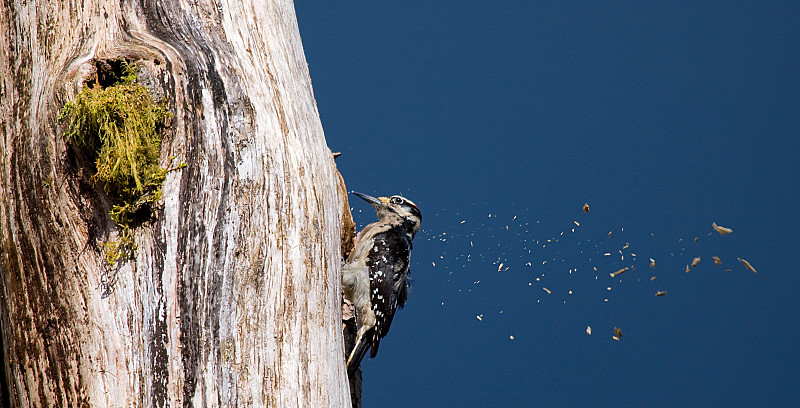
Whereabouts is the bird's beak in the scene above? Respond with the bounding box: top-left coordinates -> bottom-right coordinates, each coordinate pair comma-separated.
351,191 -> 387,208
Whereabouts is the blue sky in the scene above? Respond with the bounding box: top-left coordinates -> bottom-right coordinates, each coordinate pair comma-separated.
295,2 -> 799,407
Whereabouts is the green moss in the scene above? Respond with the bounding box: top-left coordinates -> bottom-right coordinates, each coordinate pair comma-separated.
60,59 -> 172,265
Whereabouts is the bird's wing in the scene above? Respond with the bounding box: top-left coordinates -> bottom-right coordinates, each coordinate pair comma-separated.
366,228 -> 411,357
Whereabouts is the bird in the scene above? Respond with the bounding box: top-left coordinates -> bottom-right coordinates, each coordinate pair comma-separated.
342,191 -> 421,376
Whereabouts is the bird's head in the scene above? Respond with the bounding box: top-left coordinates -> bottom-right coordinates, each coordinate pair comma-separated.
352,191 -> 422,237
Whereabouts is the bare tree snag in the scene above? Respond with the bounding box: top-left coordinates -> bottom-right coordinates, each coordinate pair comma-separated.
0,1 -> 350,406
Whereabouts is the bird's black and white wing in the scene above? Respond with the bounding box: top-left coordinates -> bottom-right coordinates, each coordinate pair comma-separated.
365,226 -> 412,357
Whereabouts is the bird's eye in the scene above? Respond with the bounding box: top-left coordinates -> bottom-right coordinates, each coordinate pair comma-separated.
390,197 -> 403,205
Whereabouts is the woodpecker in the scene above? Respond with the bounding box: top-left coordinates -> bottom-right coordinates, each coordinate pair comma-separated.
343,191 -> 421,376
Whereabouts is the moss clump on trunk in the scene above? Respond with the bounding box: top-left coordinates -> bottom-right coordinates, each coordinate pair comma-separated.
60,59 -> 172,265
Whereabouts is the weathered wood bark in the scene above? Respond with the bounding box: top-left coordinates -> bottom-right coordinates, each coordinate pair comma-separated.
0,1 -> 350,406
336,168 -> 361,408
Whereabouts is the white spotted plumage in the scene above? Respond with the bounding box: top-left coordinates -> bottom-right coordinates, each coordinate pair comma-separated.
342,192 -> 421,376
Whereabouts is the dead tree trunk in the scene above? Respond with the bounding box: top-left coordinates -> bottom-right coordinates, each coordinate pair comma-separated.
0,1 -> 350,406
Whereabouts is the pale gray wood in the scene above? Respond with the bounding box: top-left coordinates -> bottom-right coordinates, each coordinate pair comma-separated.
0,1 -> 349,406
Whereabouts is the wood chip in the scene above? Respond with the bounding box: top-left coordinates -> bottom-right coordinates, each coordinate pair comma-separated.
613,327 -> 622,340
685,265 -> 691,273
586,326 -> 592,335
713,256 -> 722,265
649,258 -> 656,268
738,258 -> 757,274
476,315 -> 483,321
691,257 -> 701,267
583,203 -> 590,213
656,290 -> 667,297
712,222 -> 733,235
542,287 -> 551,294
650,276 -> 656,281
610,267 -> 629,277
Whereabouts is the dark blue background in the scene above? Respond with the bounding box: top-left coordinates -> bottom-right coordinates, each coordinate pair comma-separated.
296,2 -> 799,407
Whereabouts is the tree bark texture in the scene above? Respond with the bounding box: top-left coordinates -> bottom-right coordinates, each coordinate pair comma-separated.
0,1 -> 350,406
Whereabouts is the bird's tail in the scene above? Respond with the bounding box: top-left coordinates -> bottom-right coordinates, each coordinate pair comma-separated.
347,328 -> 373,377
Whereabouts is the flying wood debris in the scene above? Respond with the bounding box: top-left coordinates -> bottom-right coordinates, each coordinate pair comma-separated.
583,203 -> 590,213
738,258 -> 758,274
610,267 -> 629,277
656,290 -> 667,297
712,222 -> 733,235
713,256 -> 722,265
613,327 -> 622,341
542,287 -> 551,294
586,326 -> 592,335
650,258 -> 656,268
691,257 -> 701,267
650,276 -> 656,281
